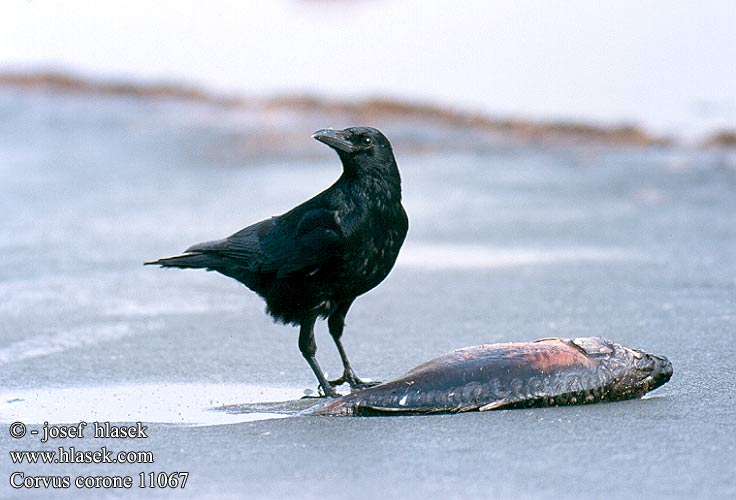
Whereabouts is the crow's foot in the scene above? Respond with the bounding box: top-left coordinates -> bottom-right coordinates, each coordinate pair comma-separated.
329,370 -> 381,391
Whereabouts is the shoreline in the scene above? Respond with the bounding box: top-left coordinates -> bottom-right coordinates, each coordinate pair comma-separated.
2,70 -> 734,149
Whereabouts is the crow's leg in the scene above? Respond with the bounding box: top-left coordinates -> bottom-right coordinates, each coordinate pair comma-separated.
327,301 -> 381,390
298,316 -> 338,398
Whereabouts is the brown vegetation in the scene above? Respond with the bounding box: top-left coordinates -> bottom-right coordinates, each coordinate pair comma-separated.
0,70 -> 668,147
0,71 -> 243,106
703,130 -> 736,148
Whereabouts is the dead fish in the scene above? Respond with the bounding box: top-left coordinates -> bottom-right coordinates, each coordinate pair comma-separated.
311,337 -> 672,416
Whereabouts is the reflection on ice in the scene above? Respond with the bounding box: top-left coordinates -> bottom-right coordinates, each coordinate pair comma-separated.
0,384 -> 304,426
398,243 -> 640,269
0,322 -> 143,366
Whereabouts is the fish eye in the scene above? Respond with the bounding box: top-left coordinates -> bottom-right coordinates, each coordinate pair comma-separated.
362,136 -> 372,146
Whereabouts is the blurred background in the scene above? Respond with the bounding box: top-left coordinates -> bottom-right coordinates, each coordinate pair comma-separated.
2,0 -> 735,141
1,2 -> 735,500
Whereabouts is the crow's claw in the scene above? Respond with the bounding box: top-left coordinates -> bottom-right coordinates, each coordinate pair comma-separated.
329,370 -> 381,391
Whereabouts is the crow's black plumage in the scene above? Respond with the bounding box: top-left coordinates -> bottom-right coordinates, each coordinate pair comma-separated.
145,127 -> 408,397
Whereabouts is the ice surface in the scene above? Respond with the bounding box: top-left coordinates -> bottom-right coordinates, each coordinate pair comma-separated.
1,91 -> 734,500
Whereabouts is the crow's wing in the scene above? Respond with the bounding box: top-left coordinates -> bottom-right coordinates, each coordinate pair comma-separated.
185,208 -> 344,278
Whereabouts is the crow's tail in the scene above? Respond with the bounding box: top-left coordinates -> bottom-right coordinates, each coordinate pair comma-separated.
144,252 -> 220,269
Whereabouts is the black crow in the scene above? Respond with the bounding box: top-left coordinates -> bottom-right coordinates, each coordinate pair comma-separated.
145,127 -> 408,397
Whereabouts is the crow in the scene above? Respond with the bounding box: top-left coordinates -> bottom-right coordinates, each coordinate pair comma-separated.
145,127 -> 408,397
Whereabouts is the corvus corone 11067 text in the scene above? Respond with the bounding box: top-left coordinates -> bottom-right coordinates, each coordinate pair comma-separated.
145,127 -> 408,397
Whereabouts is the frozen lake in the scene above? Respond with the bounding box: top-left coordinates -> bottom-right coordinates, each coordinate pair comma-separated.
1,89 -> 735,498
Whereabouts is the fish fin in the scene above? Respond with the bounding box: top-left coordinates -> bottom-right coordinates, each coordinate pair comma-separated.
353,404 -> 445,416
355,404 -> 482,415
454,406 -> 480,413
533,337 -> 565,343
356,405 -> 418,414
569,337 -> 613,355
479,400 -> 511,411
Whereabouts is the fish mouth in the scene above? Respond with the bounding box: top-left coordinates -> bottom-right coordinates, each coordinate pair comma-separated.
312,129 -> 357,153
650,354 -> 673,387
637,353 -> 673,393
609,350 -> 673,399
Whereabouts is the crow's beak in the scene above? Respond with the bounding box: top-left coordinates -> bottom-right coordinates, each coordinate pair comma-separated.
312,129 -> 357,153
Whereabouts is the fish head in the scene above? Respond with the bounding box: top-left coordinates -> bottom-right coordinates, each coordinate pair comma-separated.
568,337 -> 672,400
609,345 -> 673,399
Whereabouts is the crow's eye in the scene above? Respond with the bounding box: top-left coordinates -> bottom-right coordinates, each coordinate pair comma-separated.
362,137 -> 372,146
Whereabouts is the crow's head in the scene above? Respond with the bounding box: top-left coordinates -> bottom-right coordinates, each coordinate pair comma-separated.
313,126 -> 390,156
312,127 -> 398,178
